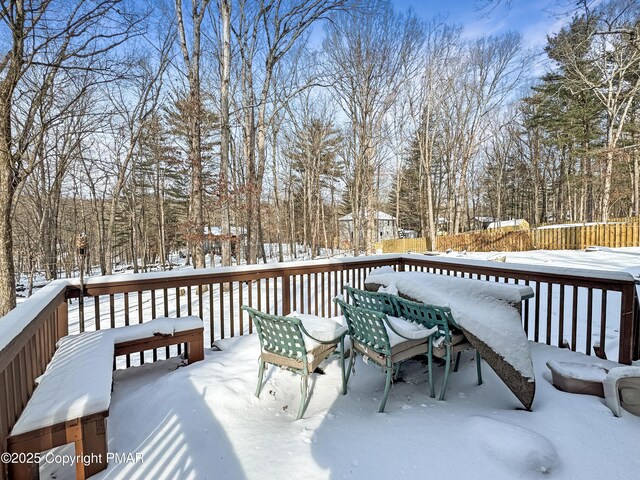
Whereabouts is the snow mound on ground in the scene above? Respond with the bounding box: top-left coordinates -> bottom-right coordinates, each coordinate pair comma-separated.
468,416 -> 560,476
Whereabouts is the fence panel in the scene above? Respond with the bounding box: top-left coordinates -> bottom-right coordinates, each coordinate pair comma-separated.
436,222 -> 640,252
378,237 -> 431,253
435,230 -> 533,252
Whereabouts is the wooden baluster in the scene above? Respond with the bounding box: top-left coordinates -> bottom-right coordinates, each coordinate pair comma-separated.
151,290 -> 158,362
94,295 -> 101,331
321,271 -> 326,317
265,277 -> 270,315
138,291 -> 144,365
176,287 -> 183,354
239,281 -> 244,335
534,282 -> 541,342
292,274 -> 297,312
164,288 -> 171,358
307,274 -> 311,314
209,283 -> 215,346
571,286 -> 578,351
599,291 -> 607,358
586,288 -> 593,355
230,282 -> 235,337
109,294 -> 116,331
558,285 -> 565,348
219,283 -> 225,339
274,277 -> 278,315
248,280 -> 253,334
314,273 -> 319,315
124,293 -> 131,368
546,284 -> 553,345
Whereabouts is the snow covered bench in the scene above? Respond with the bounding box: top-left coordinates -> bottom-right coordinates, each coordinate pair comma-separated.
6,317 -> 204,479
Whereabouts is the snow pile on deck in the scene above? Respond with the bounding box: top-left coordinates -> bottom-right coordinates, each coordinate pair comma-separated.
41,337 -> 640,480
365,268 -> 534,382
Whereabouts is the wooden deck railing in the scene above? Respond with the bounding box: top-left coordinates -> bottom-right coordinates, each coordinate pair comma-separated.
0,282 -> 68,479
1,254 -> 639,478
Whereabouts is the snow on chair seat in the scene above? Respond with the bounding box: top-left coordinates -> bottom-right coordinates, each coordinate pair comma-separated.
603,366 -> 640,417
7,316 -> 204,479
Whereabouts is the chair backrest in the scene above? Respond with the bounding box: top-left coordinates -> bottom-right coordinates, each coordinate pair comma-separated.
242,306 -> 307,360
343,285 -> 399,317
393,296 -> 453,337
334,298 -> 391,355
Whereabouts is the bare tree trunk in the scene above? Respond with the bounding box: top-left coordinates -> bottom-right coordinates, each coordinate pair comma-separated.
176,0 -> 209,269
219,0 -> 232,267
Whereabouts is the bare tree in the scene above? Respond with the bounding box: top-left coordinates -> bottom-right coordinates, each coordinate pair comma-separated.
233,0 -> 350,263
0,0 -> 137,315
175,0 -> 211,268
324,0 -> 424,254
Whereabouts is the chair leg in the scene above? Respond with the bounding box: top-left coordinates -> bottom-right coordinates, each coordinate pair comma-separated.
345,347 -> 356,391
428,339 -> 435,398
297,374 -> 309,420
453,351 -> 462,372
393,362 -> 402,380
439,344 -> 452,401
340,338 -> 347,395
379,363 -> 393,413
255,358 -> 266,397
476,350 -> 483,385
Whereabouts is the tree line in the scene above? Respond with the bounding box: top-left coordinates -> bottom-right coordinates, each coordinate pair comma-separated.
1,0 -> 639,315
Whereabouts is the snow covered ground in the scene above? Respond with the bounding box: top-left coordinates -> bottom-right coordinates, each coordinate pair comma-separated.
451,246 -> 640,278
40,335 -> 640,480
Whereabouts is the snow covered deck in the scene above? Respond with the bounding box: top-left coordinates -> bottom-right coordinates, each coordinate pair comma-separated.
2,251 -> 640,479
40,336 -> 640,480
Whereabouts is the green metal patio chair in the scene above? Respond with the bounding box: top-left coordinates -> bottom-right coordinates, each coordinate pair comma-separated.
241,306 -> 347,420
394,296 -> 482,400
333,297 -> 436,413
343,284 -> 399,317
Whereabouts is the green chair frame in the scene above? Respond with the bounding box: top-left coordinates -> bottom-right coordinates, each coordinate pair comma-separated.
394,296 -> 482,400
242,306 -> 347,420
333,297 -> 434,413
343,284 -> 399,317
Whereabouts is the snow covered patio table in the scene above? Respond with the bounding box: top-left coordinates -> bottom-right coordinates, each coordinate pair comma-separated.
364,268 -> 536,409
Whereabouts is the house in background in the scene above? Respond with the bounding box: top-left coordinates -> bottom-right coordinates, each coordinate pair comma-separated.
398,228 -> 418,239
487,218 -> 530,231
471,216 -> 495,230
203,226 -> 247,257
339,211 -> 396,246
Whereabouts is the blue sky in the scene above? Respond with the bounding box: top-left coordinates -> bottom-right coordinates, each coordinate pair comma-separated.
392,0 -> 572,49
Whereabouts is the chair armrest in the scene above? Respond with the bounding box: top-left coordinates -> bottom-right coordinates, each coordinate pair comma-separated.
382,316 -> 439,341
298,323 -> 348,344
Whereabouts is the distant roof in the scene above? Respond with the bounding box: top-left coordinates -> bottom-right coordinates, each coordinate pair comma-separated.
475,216 -> 494,222
339,211 -> 395,221
204,226 -> 245,236
487,219 -> 527,229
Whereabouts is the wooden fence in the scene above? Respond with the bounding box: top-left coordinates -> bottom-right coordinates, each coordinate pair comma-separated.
376,237 -> 432,253
435,230 -> 533,252
533,223 -> 640,250
430,222 -> 640,253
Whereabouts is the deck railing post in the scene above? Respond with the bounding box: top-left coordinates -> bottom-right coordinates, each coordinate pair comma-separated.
397,257 -> 405,272
619,282 -> 636,365
57,299 -> 69,338
281,269 -> 291,316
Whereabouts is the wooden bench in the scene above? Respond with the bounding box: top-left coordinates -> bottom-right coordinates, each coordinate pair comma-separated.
7,317 -> 204,479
